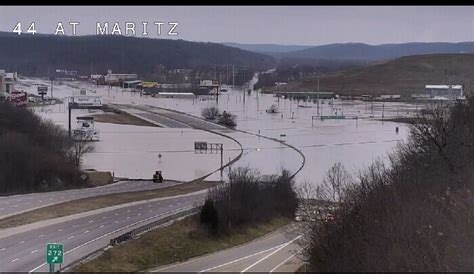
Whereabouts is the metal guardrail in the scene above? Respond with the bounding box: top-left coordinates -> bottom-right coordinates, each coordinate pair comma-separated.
109,206 -> 200,246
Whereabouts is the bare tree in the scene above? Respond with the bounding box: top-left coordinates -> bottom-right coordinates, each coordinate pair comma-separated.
201,106 -> 220,121
68,139 -> 94,167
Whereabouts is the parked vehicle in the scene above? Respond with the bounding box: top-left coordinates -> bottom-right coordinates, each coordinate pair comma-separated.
153,170 -> 163,183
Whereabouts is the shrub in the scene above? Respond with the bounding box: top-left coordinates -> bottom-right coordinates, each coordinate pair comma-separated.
202,167 -> 297,234
201,106 -> 220,121
200,198 -> 219,234
217,111 -> 237,129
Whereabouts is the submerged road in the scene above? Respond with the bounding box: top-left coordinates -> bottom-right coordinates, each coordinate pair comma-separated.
0,180 -> 178,220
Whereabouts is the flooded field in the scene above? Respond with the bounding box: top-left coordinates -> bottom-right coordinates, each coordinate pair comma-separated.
19,75 -> 416,186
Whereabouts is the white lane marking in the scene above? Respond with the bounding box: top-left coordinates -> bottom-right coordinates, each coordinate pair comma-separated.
19,240 -> 25,244
0,247 -> 5,251
241,235 -> 302,273
126,216 -> 131,219
11,258 -> 19,263
67,236 -> 74,239
102,216 -> 107,219
198,244 -> 285,272
38,235 -> 45,238
147,204 -> 152,207
177,202 -> 181,205
88,220 -> 94,223
270,254 -> 297,272
31,249 -> 39,254
100,225 -> 105,228
168,205 -> 173,207
29,205 -> 196,273
84,230 -> 89,234
114,220 -> 119,223
57,229 -> 63,232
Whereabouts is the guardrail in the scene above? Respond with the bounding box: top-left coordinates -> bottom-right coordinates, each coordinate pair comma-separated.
109,206 -> 200,246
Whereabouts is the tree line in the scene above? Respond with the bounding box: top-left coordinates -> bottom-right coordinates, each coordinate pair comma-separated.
0,102 -> 90,194
304,98 -> 474,271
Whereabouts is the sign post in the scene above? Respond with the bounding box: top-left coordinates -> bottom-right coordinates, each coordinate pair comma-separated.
38,86 -> 48,101
194,141 -> 224,179
46,243 -> 63,273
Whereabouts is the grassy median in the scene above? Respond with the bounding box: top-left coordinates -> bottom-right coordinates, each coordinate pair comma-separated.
73,216 -> 291,272
0,181 -> 217,230
91,112 -> 160,127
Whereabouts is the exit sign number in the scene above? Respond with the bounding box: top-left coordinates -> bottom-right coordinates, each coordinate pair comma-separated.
46,243 -> 64,264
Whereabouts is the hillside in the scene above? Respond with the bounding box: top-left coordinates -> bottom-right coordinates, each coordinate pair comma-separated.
267,54 -> 474,96
284,42 -> 474,61
222,42 -> 313,54
0,33 -> 275,78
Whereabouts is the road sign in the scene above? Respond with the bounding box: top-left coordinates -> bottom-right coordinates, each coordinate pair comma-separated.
38,86 -> 48,95
46,243 -> 64,264
194,141 -> 208,150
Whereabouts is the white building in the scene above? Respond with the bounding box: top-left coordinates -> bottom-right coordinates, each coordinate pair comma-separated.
104,73 -> 138,84
425,84 -> 464,100
0,70 -> 17,99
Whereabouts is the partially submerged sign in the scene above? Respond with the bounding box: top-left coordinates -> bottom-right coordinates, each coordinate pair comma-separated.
194,141 -> 208,150
69,96 -> 102,109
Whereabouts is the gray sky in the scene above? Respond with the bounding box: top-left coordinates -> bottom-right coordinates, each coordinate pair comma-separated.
0,6 -> 473,45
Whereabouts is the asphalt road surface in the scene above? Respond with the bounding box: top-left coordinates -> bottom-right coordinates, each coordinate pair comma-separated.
0,190 -> 206,272
0,180 -> 178,219
152,225 -> 304,272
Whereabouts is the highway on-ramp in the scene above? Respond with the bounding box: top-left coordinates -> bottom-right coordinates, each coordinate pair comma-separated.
0,180 -> 178,219
152,225 -> 304,273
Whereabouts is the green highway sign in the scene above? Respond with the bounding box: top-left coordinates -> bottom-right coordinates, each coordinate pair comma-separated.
46,243 -> 64,264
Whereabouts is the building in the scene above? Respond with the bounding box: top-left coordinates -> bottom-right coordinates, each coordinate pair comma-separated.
122,80 -> 142,89
55,69 -> 78,80
104,73 -> 138,84
424,84 -> 464,99
0,70 -> 18,99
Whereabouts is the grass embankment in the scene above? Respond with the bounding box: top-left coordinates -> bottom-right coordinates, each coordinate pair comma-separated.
0,181 -> 217,229
91,112 -> 160,127
74,216 -> 291,272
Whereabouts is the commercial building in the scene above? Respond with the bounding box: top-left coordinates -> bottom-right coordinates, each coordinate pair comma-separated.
104,73 -> 138,84
0,70 -> 18,99
424,84 -> 464,99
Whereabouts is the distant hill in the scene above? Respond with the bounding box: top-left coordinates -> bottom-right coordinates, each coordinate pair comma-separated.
222,42 -> 313,54
0,33 -> 275,78
267,54 -> 474,96
284,42 -> 474,61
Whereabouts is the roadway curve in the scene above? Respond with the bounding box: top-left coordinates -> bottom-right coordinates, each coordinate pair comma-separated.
0,180 -> 178,220
0,191 -> 206,272
151,225 -> 303,272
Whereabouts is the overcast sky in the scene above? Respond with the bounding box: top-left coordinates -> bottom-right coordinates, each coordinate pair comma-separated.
0,6 -> 473,45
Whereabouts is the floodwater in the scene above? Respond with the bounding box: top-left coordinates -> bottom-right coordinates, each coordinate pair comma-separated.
18,75 -> 415,186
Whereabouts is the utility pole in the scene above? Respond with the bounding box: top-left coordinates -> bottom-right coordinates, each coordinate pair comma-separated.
317,73 -> 320,116
50,77 -> 54,99
232,65 -> 235,87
